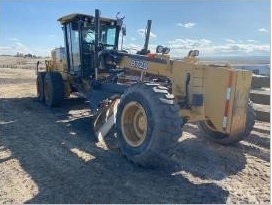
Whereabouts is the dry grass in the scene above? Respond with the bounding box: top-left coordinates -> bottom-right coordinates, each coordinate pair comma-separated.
0,56 -> 49,69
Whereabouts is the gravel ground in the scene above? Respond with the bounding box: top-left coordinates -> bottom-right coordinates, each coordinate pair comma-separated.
0,67 -> 270,203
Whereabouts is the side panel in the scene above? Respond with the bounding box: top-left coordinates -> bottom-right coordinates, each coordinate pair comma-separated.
204,66 -> 234,133
172,60 -> 205,121
229,70 -> 252,136
204,66 -> 252,133
51,47 -> 66,73
118,55 -> 172,77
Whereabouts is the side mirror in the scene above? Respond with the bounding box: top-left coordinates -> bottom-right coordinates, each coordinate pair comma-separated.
122,26 -> 126,36
116,12 -> 125,26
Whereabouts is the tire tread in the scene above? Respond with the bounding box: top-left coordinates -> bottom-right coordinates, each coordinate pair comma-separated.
116,83 -> 183,167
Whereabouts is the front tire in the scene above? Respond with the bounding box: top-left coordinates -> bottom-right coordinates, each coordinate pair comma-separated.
44,72 -> 64,107
36,72 -> 46,102
116,83 -> 183,167
197,104 -> 256,145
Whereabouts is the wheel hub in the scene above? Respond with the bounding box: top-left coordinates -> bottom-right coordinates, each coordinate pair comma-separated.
121,102 -> 147,147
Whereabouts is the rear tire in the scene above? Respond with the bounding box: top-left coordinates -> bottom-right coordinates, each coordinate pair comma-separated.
197,104 -> 256,145
116,83 -> 183,167
36,72 -> 46,102
44,72 -> 64,107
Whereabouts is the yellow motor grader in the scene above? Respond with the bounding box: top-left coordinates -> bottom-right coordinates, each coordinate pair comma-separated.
37,9 -> 255,167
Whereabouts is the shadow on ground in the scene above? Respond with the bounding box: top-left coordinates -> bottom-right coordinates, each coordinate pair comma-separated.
0,97 -> 233,203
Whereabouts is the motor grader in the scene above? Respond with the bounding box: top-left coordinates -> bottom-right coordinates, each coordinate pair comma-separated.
36,9 -> 255,167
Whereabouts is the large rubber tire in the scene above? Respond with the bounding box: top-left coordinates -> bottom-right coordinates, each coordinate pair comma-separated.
197,104 -> 256,145
116,83 -> 183,167
44,72 -> 64,107
36,72 -> 46,102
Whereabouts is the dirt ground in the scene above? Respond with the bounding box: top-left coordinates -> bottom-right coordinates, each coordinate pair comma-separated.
0,67 -> 270,204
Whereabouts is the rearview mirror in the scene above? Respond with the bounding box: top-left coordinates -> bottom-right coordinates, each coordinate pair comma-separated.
122,26 -> 126,36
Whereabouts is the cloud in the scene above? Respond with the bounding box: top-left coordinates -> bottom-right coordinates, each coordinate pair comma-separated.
214,43 -> 270,54
176,22 -> 196,28
246,39 -> 258,43
130,37 -> 137,41
121,43 -> 158,54
122,43 -> 142,53
216,39 -> 267,54
0,42 -> 32,55
167,38 -> 270,57
258,28 -> 268,32
137,29 -> 157,38
225,39 -> 236,43
0,41 -> 51,56
167,38 -> 212,57
226,39 -> 258,44
8,37 -> 19,41
168,38 -> 212,50
33,48 -> 51,55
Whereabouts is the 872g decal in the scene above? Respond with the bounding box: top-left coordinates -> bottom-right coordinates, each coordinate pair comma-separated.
130,59 -> 148,70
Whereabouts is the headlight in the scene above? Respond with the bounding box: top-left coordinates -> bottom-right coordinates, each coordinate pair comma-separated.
163,47 -> 170,54
156,45 -> 164,53
156,45 -> 170,54
188,50 -> 199,57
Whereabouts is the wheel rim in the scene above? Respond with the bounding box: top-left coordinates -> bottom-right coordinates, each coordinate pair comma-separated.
121,101 -> 148,147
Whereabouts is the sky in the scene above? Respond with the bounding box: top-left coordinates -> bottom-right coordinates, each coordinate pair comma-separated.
0,0 -> 270,57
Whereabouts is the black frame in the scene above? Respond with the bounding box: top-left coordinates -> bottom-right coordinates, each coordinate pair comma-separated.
61,14 -> 121,79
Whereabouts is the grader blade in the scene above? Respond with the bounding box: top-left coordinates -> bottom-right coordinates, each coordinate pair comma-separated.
92,99 -> 120,143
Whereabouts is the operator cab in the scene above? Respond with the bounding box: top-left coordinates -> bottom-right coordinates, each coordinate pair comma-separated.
58,13 -> 121,78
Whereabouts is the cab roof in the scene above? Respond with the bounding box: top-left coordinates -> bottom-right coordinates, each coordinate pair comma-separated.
58,13 -> 117,24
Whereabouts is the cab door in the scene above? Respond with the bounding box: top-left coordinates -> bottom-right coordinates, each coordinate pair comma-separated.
64,22 -> 81,76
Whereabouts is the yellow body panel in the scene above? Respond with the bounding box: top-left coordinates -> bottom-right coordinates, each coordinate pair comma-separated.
204,66 -> 234,133
172,59 -> 205,121
203,66 -> 252,133
228,70 -> 252,136
118,55 -> 172,77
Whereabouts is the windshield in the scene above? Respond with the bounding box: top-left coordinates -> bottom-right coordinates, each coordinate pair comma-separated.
82,24 -> 117,49
101,26 -> 116,48
82,28 -> 95,43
